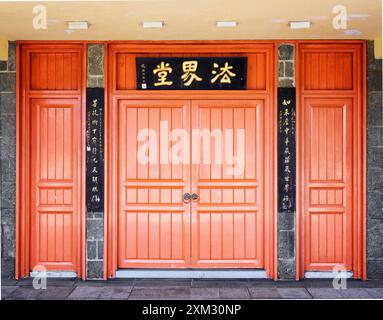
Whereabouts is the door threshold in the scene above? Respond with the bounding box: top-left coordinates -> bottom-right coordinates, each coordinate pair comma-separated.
305,271 -> 353,279
29,271 -> 77,278
115,269 -> 267,279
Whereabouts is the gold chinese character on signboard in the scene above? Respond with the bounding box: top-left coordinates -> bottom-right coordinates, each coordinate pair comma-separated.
285,137 -> 289,145
153,62 -> 173,86
91,195 -> 100,203
211,62 -> 236,84
282,99 -> 291,106
181,61 -> 202,86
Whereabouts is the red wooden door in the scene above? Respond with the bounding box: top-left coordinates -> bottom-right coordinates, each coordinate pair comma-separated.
191,100 -> 265,268
118,100 -> 191,268
117,99 -> 265,269
302,98 -> 353,271
30,98 -> 82,272
298,43 -> 365,278
17,44 -> 85,278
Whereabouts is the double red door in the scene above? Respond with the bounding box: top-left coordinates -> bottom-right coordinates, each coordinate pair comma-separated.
117,99 -> 265,268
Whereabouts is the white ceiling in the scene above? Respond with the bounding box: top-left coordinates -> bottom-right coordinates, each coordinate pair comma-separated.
0,0 -> 381,41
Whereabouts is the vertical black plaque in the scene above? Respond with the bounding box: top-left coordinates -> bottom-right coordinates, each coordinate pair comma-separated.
278,87 -> 296,213
86,88 -> 104,212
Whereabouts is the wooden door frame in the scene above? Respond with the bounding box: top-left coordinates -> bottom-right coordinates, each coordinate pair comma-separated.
15,42 -> 87,279
105,41 -> 277,279
295,41 -> 367,280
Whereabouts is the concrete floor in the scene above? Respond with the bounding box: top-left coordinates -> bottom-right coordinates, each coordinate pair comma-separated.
2,278 -> 383,300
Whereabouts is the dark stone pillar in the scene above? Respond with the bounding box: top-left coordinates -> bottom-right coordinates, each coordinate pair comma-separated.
366,40 -> 383,279
0,41 -> 16,279
277,44 -> 296,279
86,44 -> 105,279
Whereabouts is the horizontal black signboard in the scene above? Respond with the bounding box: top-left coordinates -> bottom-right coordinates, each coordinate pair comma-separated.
136,57 -> 247,90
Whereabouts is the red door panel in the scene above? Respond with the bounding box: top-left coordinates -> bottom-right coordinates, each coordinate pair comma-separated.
303,98 -> 353,271
30,98 -> 81,271
191,100 -> 265,268
117,100 -> 191,268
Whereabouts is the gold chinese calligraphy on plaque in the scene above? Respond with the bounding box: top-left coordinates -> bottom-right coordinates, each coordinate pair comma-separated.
86,88 -> 104,212
278,88 -> 296,213
137,57 -> 247,90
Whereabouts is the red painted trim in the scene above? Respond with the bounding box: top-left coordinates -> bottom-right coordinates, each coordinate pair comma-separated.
295,42 -> 302,280
103,43 -> 109,280
15,43 -> 21,279
361,41 -> 367,280
81,43 -> 87,280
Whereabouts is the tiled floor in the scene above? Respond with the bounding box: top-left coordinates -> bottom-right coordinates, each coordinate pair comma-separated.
1,278 -> 383,300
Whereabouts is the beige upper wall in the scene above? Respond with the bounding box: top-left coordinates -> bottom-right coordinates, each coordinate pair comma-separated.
0,0 -> 381,56
0,35 -> 8,60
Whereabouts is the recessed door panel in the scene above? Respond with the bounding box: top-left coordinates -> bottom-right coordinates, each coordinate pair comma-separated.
191,100 -> 264,268
30,99 -> 81,271
117,100 -> 191,268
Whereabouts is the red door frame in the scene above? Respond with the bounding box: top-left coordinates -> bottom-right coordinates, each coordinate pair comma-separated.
295,41 -> 367,280
105,41 -> 277,279
15,42 -> 87,279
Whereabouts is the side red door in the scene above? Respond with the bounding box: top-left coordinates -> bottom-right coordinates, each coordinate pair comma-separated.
302,98 -> 353,271
18,44 -> 85,277
298,43 -> 365,277
30,98 -> 82,272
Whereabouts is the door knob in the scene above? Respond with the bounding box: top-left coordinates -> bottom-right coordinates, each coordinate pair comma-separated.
183,193 -> 191,203
191,193 -> 199,201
